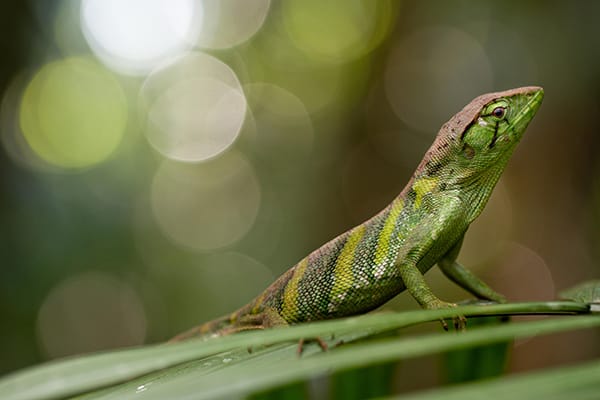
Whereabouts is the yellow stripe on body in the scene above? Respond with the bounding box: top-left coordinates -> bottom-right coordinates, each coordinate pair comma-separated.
251,292 -> 267,314
281,258 -> 309,318
373,197 -> 404,265
330,225 -> 367,298
412,177 -> 438,209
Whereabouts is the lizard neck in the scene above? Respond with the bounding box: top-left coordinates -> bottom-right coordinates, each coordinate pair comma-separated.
407,149 -> 511,225
457,154 -> 510,223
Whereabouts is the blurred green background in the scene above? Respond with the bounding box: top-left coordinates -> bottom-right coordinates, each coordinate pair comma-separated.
0,0 -> 599,387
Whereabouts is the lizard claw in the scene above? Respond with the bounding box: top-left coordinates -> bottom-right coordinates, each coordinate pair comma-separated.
454,315 -> 467,331
440,318 -> 449,331
439,314 -> 466,331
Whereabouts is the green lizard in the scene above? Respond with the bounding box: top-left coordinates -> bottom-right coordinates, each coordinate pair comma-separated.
172,86 -> 544,342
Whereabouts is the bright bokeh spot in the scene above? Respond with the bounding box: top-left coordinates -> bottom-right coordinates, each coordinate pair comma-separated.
384,26 -> 493,133
244,83 -> 313,167
0,73 -> 47,170
196,0 -> 270,49
20,57 -> 127,169
151,151 -> 261,251
37,272 -> 146,358
282,0 -> 396,64
141,52 -> 246,162
80,0 -> 202,75
147,78 -> 245,162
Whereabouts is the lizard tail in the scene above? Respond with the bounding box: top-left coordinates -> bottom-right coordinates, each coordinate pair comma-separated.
168,314 -> 233,342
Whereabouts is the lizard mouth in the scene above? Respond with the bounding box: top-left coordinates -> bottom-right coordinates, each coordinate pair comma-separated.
509,87 -> 544,138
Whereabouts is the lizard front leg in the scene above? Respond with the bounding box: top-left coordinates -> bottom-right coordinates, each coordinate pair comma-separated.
398,257 -> 465,330
399,258 -> 453,310
395,201 -> 468,329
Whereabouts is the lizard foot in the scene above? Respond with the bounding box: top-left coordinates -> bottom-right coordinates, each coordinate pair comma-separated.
425,299 -> 467,331
297,337 -> 328,356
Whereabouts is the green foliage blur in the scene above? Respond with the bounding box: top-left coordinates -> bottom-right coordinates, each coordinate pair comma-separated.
0,1 -> 599,394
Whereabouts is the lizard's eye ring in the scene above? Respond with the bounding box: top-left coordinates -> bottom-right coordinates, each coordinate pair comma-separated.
492,107 -> 506,118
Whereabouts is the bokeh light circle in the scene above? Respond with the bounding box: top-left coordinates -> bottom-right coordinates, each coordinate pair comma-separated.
384,26 -> 494,133
151,151 -> 261,251
19,57 -> 127,169
0,73 -> 49,170
282,0 -> 396,64
246,10 -> 376,115
80,0 -> 202,75
244,83 -> 313,166
175,252 -> 274,322
37,272 -> 146,358
196,0 -> 270,49
141,52 -> 247,162
490,242 -> 555,302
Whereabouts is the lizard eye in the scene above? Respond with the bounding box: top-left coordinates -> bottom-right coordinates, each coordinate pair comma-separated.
492,107 -> 506,118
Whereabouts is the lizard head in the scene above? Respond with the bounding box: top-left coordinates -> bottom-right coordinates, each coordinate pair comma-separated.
420,86 -> 544,187
412,86 -> 543,221
456,86 -> 544,170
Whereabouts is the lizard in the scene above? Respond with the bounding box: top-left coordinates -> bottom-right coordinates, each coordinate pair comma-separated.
171,86 -> 544,345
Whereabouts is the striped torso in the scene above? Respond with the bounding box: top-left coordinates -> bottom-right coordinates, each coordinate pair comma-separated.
237,177 -> 467,324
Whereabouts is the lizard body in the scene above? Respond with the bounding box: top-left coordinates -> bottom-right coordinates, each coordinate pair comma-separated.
172,86 -> 544,341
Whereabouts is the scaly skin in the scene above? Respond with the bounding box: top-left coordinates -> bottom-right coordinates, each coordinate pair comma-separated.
171,86 -> 544,341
